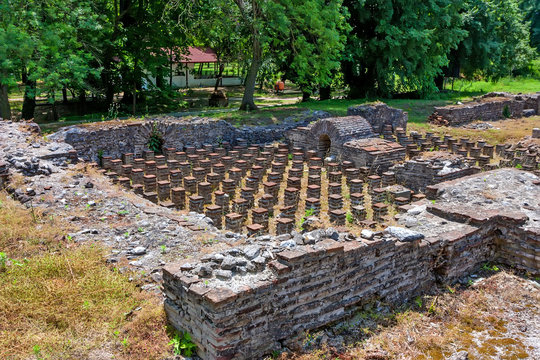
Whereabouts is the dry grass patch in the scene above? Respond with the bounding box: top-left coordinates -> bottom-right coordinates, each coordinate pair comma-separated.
409,116 -> 540,145
0,191 -> 171,360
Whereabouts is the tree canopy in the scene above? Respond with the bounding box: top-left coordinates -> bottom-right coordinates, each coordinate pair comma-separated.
0,0 -> 538,119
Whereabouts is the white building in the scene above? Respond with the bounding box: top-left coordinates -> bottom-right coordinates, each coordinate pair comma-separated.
148,47 -> 244,88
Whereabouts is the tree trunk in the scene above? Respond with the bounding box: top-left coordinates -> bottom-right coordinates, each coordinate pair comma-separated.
319,86 -> 331,101
434,75 -> 445,91
62,86 -> 68,103
132,81 -> 136,115
0,83 -> 11,120
239,37 -> 261,111
302,91 -> 311,102
21,79 -> 36,120
78,90 -> 86,115
214,63 -> 225,92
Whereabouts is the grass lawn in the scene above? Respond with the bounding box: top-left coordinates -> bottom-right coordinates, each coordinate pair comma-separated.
32,75 -> 540,134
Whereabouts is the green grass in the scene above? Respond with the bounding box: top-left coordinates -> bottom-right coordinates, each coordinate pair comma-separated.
446,76 -> 540,94
29,75 -> 540,133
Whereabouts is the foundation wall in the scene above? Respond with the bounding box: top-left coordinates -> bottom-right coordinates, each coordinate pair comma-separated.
163,211 -> 536,360
433,93 -> 540,125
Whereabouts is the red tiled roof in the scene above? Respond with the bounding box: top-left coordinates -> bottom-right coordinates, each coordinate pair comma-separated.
173,46 -> 217,63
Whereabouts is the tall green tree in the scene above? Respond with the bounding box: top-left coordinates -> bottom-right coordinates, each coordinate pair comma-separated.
520,0 -> 540,53
446,0 -> 535,81
269,0 -> 349,101
0,9 -> 32,120
342,0 -> 466,98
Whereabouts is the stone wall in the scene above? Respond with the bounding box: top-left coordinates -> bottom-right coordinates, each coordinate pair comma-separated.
432,92 -> 540,126
50,113 -> 326,162
390,158 -> 480,192
342,138 -> 406,174
347,103 -> 408,133
162,169 -> 539,360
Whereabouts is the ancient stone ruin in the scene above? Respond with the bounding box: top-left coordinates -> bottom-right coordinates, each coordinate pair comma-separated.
1,102 -> 539,360
430,92 -> 540,126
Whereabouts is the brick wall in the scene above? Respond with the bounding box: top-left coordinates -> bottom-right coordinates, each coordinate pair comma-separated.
433,93 -> 540,126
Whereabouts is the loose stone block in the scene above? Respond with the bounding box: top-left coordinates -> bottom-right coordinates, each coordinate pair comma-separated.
258,194 -> 275,216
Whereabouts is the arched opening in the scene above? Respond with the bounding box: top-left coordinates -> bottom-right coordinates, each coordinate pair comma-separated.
318,134 -> 331,157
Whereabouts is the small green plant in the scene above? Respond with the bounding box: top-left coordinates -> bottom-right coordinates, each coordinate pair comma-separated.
124,231 -> 130,238
147,122 -> 164,154
33,345 -> 42,359
502,105 -> 511,118
169,332 -> 197,357
414,296 -> 423,308
288,153 -> 293,160
346,211 -> 354,224
160,245 -> 167,254
121,336 -> 129,348
431,199 -> 436,204
0,252 -> 7,272
137,227 -> 144,233
481,262 -> 500,272
117,210 -> 129,215
298,208 -> 315,230
515,163 -> 523,169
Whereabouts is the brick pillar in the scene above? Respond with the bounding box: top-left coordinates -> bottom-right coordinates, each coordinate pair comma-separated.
171,187 -> 186,209
183,176 -> 197,194
198,182 -> 212,204
284,187 -> 299,207
143,174 -> 157,193
276,218 -> 294,235
158,181 -> 171,201
214,191 -> 230,214
122,153 -> 134,165
189,195 -> 204,213
170,169 -> 182,188
305,197 -> 321,216
251,208 -> 269,231
206,205 -> 223,229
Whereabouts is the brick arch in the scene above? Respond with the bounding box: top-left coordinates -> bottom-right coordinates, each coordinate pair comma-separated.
308,116 -> 375,156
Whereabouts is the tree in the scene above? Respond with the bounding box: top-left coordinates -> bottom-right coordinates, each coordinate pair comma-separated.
342,0 -> 466,98
446,0 -> 535,81
0,1 -> 32,120
521,0 -> 540,53
269,0 -> 349,101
